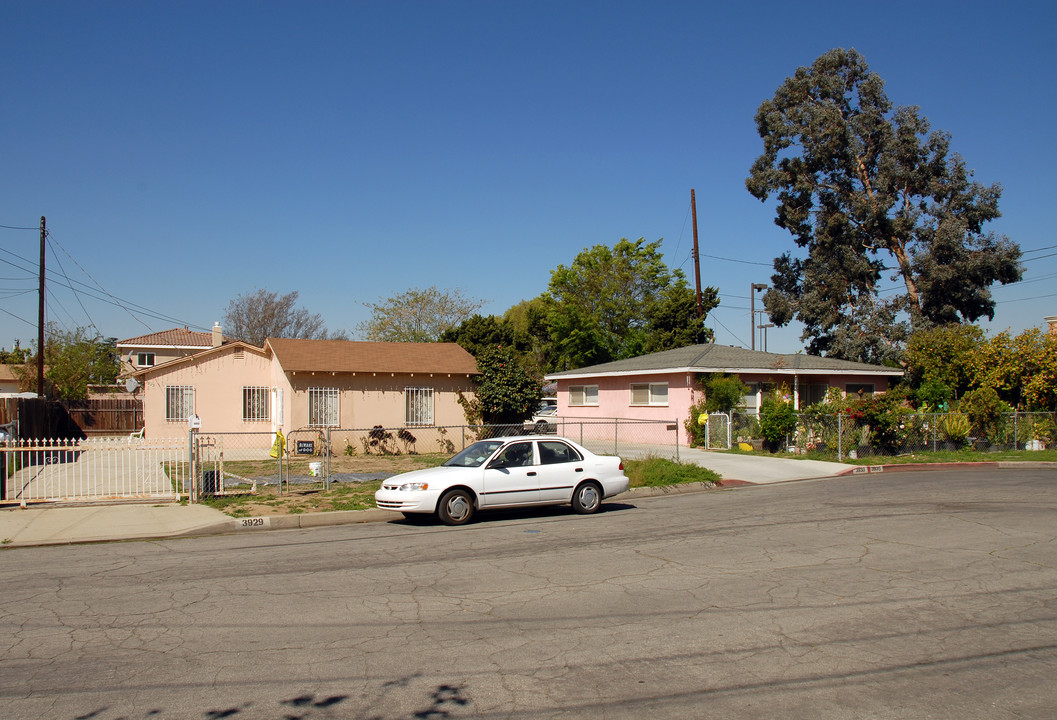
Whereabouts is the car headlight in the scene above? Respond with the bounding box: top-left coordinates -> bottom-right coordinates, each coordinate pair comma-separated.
398,482 -> 429,492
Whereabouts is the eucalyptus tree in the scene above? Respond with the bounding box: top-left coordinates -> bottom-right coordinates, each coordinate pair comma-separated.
747,48 -> 1021,361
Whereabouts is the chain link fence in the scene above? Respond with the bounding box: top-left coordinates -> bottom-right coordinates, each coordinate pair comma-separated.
728,411 -> 1057,460
327,419 -> 683,465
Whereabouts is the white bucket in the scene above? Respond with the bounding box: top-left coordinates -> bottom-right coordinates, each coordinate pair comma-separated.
309,462 -> 322,476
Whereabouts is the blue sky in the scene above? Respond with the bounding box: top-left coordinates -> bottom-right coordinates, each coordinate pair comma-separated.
2,1 -> 1055,356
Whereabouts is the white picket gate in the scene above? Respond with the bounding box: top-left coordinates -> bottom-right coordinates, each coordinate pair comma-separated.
1,437 -> 190,507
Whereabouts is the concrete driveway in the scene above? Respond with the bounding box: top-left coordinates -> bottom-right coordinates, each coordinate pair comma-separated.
678,446 -> 848,484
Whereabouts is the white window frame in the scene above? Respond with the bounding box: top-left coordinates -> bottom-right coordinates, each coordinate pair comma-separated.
405,386 -> 434,426
242,386 -> 271,422
135,352 -> 155,368
569,385 -> 599,407
630,382 -> 669,406
165,385 -> 194,422
308,387 -> 339,427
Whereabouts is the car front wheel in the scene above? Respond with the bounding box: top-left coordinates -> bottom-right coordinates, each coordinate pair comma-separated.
571,482 -> 602,514
437,489 -> 475,526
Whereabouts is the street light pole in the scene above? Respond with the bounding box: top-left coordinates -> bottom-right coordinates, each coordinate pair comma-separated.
750,283 -> 767,351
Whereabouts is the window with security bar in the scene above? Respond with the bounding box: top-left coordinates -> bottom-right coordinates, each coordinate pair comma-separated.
308,387 -> 339,427
405,387 -> 434,426
165,386 -> 194,421
243,387 -> 271,422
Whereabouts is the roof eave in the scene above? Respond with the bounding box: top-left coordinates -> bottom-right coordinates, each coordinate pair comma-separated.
546,366 -> 904,381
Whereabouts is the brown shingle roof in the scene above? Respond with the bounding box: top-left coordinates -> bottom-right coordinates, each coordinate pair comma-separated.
117,328 -> 214,348
266,338 -> 478,375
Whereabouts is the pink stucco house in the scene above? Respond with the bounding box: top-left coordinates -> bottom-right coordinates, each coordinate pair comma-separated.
127,337 -> 478,438
545,343 -> 903,445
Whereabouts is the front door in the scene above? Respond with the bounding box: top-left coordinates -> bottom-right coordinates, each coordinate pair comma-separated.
481,441 -> 540,506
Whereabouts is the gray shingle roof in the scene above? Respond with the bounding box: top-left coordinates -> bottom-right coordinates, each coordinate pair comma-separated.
546,344 -> 902,378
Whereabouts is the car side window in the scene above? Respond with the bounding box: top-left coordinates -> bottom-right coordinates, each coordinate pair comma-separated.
539,441 -> 581,465
496,442 -> 534,467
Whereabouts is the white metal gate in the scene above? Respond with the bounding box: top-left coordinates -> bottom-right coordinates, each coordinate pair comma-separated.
1,437 -> 189,506
706,413 -> 731,450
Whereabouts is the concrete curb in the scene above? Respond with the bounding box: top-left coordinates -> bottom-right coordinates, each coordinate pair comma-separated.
181,484 -> 730,540
835,461 -> 1057,476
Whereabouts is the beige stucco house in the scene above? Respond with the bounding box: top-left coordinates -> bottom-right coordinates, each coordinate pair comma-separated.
117,324 -> 225,374
128,338 -> 478,438
0,365 -> 21,394
546,343 -> 903,445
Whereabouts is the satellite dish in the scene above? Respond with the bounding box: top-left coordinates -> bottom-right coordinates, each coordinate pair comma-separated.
125,377 -> 140,393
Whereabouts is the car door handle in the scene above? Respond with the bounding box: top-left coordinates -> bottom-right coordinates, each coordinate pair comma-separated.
527,471 -> 537,476
575,467 -> 584,472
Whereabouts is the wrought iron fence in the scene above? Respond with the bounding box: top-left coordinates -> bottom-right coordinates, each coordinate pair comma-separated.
0,436 -> 187,506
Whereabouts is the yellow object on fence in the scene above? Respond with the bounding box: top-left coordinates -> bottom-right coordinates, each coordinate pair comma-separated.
269,430 -> 286,458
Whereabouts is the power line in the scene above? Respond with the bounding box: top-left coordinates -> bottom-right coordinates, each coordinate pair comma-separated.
46,234 -> 100,336
995,291 -> 1057,304
701,252 -> 772,267
1023,251 -> 1057,262
1,233 -> 208,334
707,311 -> 749,348
0,305 -> 36,328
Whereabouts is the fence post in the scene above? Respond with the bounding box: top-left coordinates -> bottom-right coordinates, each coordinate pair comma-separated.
837,413 -> 843,462
188,427 -> 197,503
325,428 -> 332,490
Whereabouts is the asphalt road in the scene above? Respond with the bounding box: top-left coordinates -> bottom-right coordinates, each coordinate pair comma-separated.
1,467 -> 1055,719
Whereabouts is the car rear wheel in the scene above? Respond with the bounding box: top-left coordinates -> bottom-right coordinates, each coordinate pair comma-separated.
437,489 -> 475,526
571,481 -> 602,514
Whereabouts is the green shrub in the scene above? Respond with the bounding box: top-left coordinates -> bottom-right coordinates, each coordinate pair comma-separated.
760,394 -> 797,451
624,457 -> 721,487
960,386 -> 1003,439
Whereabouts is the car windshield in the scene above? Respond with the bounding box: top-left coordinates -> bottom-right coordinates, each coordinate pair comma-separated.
443,440 -> 504,468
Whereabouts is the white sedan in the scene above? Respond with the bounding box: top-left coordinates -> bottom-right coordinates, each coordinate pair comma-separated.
375,435 -> 630,525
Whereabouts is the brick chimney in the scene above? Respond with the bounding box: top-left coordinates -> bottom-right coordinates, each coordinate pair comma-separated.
212,322 -> 223,347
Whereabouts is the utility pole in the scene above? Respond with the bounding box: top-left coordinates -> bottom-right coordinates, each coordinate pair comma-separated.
38,216 -> 45,397
690,189 -> 703,318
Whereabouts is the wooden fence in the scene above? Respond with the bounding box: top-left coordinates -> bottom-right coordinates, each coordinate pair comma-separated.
0,397 -> 142,439
62,397 -> 143,436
